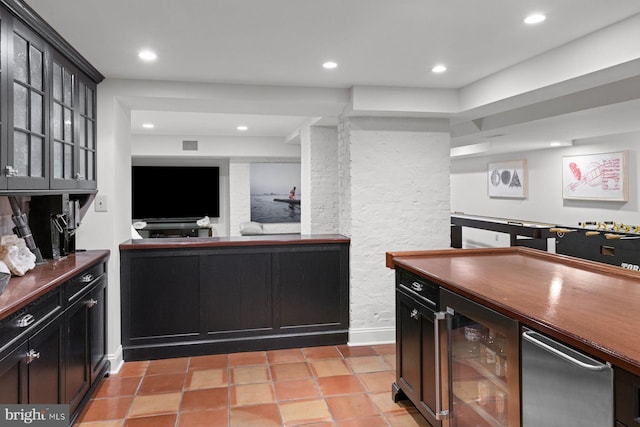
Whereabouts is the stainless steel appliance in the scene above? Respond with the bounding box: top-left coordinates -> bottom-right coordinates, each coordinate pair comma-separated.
521,328 -> 614,427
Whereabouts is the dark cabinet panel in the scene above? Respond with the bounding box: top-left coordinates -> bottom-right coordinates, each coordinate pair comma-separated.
203,252 -> 271,334
0,342 -> 28,404
27,315 -> 63,404
64,289 -> 90,413
615,367 -> 640,426
88,281 -> 107,384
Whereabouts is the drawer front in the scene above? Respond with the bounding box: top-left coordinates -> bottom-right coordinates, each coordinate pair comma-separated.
66,263 -> 106,304
396,268 -> 439,308
0,289 -> 62,353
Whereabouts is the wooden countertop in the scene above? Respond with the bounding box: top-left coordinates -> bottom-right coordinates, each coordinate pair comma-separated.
387,247 -> 640,376
119,234 -> 350,250
0,250 -> 110,321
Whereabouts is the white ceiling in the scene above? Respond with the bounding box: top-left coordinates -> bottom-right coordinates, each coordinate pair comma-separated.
23,0 -> 640,154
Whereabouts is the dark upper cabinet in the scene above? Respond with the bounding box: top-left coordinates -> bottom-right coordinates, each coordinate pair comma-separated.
0,0 -> 103,193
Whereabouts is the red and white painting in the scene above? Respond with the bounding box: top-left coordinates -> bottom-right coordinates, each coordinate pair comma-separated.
562,151 -> 628,201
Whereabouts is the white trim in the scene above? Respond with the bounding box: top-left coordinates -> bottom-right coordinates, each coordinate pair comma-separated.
348,326 -> 395,346
108,345 -> 124,374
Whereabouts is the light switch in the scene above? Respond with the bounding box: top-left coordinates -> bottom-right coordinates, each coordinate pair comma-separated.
95,195 -> 108,212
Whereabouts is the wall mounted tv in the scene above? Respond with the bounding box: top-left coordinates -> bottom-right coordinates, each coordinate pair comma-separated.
132,165 -> 220,222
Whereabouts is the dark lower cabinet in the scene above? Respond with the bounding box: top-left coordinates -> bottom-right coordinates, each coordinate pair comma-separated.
615,367 -> 640,426
120,240 -> 350,360
0,341 -> 27,403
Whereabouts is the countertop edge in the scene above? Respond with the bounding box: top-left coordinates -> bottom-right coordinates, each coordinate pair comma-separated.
120,234 -> 351,250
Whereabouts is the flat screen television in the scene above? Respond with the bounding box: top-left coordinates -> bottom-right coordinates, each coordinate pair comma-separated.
132,165 -> 220,221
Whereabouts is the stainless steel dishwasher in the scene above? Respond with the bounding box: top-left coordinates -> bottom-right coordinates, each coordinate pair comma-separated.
521,328 -> 614,427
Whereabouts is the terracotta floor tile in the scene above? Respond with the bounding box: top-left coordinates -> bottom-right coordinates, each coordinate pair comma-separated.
181,387 -> 229,412
229,350 -> 267,366
229,403 -> 282,427
177,408 -> 229,427
123,414 -> 176,427
75,420 -> 123,427
270,362 -> 313,381
325,393 -> 380,421
373,343 -> 396,355
75,396 -> 133,423
274,378 -> 321,401
357,371 -> 395,393
185,367 -> 228,390
303,345 -> 342,360
337,415 -> 390,427
310,358 -> 352,377
369,391 -> 415,415
189,353 -> 228,370
231,364 -> 270,384
317,374 -> 365,396
231,382 -> 276,406
127,392 -> 181,418
115,361 -> 149,378
145,357 -> 189,376
337,344 -> 378,358
278,398 -> 333,426
137,373 -> 185,395
385,411 -> 432,427
383,354 -> 396,370
267,348 -> 306,364
345,356 -> 391,373
95,376 -> 142,398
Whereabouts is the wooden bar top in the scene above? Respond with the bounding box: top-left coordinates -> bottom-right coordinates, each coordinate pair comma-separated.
119,234 -> 350,250
387,247 -> 640,376
0,250 -> 110,321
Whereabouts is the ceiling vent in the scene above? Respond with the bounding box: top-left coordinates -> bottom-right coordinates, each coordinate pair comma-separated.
182,140 -> 198,151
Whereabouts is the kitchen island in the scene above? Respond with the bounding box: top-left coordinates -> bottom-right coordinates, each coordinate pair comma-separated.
120,234 -> 350,360
387,246 -> 640,426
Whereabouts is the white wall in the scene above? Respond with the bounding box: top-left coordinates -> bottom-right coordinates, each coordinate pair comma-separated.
451,132 -> 640,246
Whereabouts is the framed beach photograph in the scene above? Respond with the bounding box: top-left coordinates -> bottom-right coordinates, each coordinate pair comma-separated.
250,163 -> 301,223
487,160 -> 527,198
562,151 -> 628,201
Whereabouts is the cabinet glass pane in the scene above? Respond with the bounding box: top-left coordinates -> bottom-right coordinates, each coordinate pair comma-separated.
79,83 -> 86,113
88,152 -> 94,180
79,119 -> 86,147
64,144 -> 73,179
31,92 -> 43,134
53,141 -> 63,178
79,150 -> 86,179
29,46 -> 43,90
64,108 -> 72,142
87,88 -> 94,118
31,136 -> 43,177
13,131 -> 28,176
13,84 -> 27,129
53,103 -> 62,140
13,35 -> 28,83
88,121 -> 94,149
63,70 -> 73,105
53,63 -> 62,101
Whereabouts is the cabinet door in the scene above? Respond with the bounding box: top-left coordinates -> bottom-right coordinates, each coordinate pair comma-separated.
202,251 -> 271,334
88,279 -> 107,384
0,9 -> 8,189
6,20 -> 48,190
75,76 -> 97,189
64,289 -> 90,413
27,315 -> 63,404
0,341 -> 28,404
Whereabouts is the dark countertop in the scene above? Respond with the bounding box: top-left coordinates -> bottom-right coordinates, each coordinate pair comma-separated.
0,250 -> 110,321
119,234 -> 350,250
386,246 -> 640,376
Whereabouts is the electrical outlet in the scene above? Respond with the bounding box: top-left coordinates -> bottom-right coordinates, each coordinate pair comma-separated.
95,195 -> 108,212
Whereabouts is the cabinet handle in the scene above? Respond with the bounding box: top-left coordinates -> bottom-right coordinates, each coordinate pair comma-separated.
81,274 -> 94,283
5,166 -> 19,177
85,299 -> 98,308
16,314 -> 35,328
25,349 -> 40,364
411,281 -> 423,292
409,309 -> 419,320
434,311 -> 450,420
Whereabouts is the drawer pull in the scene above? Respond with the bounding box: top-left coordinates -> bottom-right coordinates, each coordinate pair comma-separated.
86,299 -> 98,308
16,314 -> 35,328
81,274 -> 94,283
411,281 -> 424,292
25,349 -> 40,364
410,309 -> 419,320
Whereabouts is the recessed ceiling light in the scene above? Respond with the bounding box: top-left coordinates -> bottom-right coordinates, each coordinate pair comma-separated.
138,50 -> 157,61
142,123 -> 154,129
524,13 -> 546,25
432,64 -> 447,73
237,125 -> 248,131
322,61 -> 338,70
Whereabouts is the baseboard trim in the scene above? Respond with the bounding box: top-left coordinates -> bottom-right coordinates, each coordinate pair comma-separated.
108,345 -> 124,374
348,326 -> 395,346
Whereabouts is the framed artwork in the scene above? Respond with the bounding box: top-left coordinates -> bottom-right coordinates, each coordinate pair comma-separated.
250,163 -> 301,223
562,151 -> 628,201
487,160 -> 527,198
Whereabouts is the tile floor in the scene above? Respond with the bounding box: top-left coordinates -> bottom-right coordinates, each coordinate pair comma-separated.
74,344 -> 431,427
